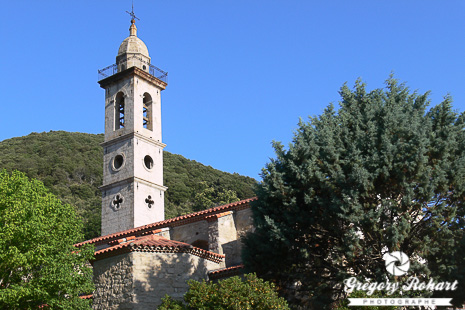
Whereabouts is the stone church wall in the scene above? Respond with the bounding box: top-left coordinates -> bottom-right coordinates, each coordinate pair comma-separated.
170,220 -> 209,246
234,208 -> 253,235
92,251 -> 220,309
131,252 -> 218,308
167,208 -> 254,268
93,253 -> 135,310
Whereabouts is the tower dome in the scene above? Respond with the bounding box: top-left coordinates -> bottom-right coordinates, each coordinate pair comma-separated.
118,36 -> 149,57
116,19 -> 151,73
117,19 -> 150,57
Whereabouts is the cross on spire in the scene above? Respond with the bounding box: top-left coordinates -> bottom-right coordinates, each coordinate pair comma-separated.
126,1 -> 140,21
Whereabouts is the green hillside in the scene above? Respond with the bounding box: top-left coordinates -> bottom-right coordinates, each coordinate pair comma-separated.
0,131 -> 257,240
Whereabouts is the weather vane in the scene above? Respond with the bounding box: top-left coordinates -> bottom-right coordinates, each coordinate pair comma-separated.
126,1 -> 140,21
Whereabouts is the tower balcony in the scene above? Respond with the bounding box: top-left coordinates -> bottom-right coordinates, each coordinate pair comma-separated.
98,55 -> 168,83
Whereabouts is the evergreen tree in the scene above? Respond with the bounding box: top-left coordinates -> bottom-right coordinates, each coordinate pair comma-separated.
242,78 -> 465,308
0,170 -> 94,309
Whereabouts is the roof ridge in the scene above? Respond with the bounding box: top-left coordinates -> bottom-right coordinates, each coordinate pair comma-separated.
94,234 -> 225,263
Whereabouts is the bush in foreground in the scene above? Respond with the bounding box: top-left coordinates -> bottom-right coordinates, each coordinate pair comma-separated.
158,273 -> 289,309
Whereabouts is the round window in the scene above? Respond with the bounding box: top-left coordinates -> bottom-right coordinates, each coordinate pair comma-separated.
144,155 -> 154,169
143,65 -> 147,70
113,154 -> 124,170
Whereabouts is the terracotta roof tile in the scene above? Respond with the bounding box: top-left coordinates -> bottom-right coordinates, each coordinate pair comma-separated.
205,211 -> 233,222
76,197 -> 256,248
208,264 -> 245,280
94,234 -> 225,263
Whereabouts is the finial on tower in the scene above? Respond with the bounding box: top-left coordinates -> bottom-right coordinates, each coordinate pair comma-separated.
126,1 -> 140,22
126,2 -> 140,37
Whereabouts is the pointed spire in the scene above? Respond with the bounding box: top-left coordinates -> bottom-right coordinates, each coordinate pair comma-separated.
129,19 -> 137,36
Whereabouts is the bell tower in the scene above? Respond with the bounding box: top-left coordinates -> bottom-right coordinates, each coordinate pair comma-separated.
98,16 -> 168,236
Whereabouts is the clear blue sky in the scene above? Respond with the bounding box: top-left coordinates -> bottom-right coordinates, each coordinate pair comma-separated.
1,1 -> 464,179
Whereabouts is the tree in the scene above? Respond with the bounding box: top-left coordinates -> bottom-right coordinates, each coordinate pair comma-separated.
242,78 -> 465,308
0,170 -> 94,309
192,181 -> 240,212
157,273 -> 290,309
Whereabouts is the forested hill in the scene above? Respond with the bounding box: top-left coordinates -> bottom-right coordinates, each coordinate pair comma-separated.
0,131 -> 257,240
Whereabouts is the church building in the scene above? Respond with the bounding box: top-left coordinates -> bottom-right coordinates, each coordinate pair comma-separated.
76,16 -> 255,309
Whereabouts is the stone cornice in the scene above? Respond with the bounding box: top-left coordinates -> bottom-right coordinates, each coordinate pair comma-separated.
134,177 -> 168,191
99,176 -> 167,192
98,66 -> 167,90
133,67 -> 167,90
99,177 -> 132,191
100,132 -> 166,149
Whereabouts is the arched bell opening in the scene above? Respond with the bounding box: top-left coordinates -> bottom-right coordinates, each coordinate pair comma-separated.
143,93 -> 153,131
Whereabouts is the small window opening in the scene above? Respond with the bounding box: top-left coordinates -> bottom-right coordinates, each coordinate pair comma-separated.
112,194 -> 124,210
113,155 -> 124,170
144,155 -> 154,169
145,195 -> 154,208
143,93 -> 153,131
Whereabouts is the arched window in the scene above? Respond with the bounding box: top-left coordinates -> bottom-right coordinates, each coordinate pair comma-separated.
115,92 -> 125,129
143,93 -> 152,131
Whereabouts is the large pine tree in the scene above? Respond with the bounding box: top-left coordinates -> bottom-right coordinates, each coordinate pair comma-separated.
243,78 -> 465,308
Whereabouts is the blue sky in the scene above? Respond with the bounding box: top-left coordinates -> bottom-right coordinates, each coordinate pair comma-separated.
1,1 -> 465,179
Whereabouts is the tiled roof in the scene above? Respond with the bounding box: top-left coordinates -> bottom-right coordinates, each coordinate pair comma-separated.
205,211 -> 233,222
94,234 -> 225,263
208,264 -> 245,280
76,197 -> 256,248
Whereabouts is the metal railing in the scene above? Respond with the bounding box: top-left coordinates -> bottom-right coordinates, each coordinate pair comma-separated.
98,55 -> 168,83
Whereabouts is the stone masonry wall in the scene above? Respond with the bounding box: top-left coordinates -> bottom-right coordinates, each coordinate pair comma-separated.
231,208 -> 254,265
219,214 -> 241,266
234,208 -> 253,236
93,251 -> 221,309
171,208 -> 254,268
131,252 -> 219,309
170,220 -> 209,246
93,253 -> 134,310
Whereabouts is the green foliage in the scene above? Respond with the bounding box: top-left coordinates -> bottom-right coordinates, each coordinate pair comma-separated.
158,295 -> 186,310
158,273 -> 290,310
0,131 -> 257,240
0,170 -> 94,309
243,77 -> 465,308
192,181 -> 240,212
